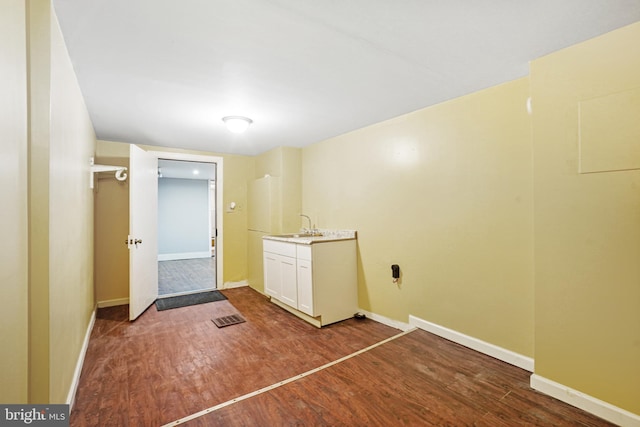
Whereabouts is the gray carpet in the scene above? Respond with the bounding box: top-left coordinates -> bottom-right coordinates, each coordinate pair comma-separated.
158,257 -> 216,296
155,290 -> 227,311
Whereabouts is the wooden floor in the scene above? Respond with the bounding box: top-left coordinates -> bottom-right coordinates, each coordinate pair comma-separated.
71,287 -> 613,426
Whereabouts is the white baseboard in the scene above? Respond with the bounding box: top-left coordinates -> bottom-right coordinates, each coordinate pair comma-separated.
67,308 -> 96,409
221,280 -> 248,289
531,374 -> 640,427
408,315 -> 535,372
97,297 -> 129,308
357,309 -> 412,331
158,251 -> 211,261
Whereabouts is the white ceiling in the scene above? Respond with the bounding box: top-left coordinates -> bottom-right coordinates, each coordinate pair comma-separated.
158,159 -> 216,181
53,0 -> 640,156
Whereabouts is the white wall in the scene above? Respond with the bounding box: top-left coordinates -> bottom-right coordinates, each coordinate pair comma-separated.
158,178 -> 210,259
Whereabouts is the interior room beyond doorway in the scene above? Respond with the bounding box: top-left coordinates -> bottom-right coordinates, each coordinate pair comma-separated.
157,159 -> 217,297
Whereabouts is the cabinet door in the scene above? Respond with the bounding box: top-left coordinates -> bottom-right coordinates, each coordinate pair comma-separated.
297,258 -> 314,316
279,256 -> 297,307
264,253 -> 281,298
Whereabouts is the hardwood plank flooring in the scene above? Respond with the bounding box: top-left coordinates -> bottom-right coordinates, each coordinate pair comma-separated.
187,330 -> 614,427
71,287 -> 399,426
71,287 -> 614,426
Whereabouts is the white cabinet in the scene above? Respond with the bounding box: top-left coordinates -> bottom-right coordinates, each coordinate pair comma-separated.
263,238 -> 357,327
263,252 -> 282,299
279,255 -> 297,307
296,258 -> 313,316
263,240 -> 297,307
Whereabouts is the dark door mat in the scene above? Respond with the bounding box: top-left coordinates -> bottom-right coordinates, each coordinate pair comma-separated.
156,290 -> 227,311
212,314 -> 246,328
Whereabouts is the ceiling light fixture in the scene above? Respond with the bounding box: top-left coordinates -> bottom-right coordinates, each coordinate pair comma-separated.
222,116 -> 253,134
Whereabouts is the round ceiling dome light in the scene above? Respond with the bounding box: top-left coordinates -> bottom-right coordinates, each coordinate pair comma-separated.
222,116 -> 253,134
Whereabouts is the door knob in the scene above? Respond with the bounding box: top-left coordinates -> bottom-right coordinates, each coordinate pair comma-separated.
125,238 -> 142,247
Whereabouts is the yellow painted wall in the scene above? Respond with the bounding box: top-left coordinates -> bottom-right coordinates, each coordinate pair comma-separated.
218,151 -> 254,284
94,141 -> 254,300
254,145 -> 302,232
248,146 -> 302,292
48,8 -> 97,403
255,145 -> 283,178
94,143 -> 130,304
280,147 -> 303,233
27,0 -> 53,403
0,0 -> 29,404
302,78 -> 534,357
531,22 -> 640,414
2,1 -> 98,404
94,140 -> 130,304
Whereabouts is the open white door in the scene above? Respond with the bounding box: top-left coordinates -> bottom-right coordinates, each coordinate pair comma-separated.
128,144 -> 158,320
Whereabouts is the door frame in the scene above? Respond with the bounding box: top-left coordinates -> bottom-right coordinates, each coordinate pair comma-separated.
149,150 -> 224,290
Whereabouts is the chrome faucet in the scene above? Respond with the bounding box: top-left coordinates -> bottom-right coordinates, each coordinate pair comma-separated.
300,214 -> 312,232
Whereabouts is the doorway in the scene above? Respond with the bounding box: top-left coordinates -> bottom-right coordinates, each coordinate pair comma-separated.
128,148 -> 224,319
156,159 -> 217,297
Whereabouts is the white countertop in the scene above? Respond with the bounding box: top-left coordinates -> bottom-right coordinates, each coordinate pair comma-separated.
262,229 -> 357,245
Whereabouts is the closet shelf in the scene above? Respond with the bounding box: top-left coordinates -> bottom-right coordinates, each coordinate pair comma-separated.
90,156 -> 127,189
